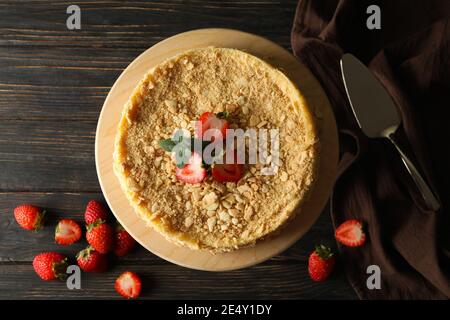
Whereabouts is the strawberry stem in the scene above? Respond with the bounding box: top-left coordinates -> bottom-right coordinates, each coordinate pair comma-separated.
216,111 -> 229,119
53,258 -> 68,280
315,244 -> 333,260
34,209 -> 46,231
86,219 -> 106,232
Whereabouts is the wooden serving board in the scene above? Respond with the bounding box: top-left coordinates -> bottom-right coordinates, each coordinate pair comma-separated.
95,28 -> 338,271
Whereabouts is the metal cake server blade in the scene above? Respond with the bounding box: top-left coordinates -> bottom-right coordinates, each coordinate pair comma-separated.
340,53 -> 440,211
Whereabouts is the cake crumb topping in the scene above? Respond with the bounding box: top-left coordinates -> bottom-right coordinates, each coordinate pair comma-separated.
113,47 -> 320,253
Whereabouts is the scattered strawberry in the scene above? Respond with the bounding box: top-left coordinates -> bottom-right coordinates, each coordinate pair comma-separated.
335,219 -> 366,247
114,224 -> 136,257
86,220 -> 114,254
55,219 -> 82,245
76,246 -> 108,272
308,244 -> 335,282
84,200 -> 108,225
115,271 -> 142,299
195,111 -> 229,140
212,149 -> 244,182
175,152 -> 206,184
13,204 -> 45,231
32,252 -> 67,281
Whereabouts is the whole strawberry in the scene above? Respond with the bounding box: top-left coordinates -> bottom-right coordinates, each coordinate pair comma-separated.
114,224 -> 136,257
84,200 -> 108,225
76,246 -> 108,272
308,244 -> 335,282
33,252 -> 67,281
86,220 -> 114,254
14,204 -> 45,231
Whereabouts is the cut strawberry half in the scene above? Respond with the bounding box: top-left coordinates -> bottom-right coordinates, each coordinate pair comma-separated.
195,112 -> 229,140
335,219 -> 366,247
212,163 -> 244,183
212,149 -> 244,183
175,152 -> 206,184
55,219 -> 82,246
115,271 -> 142,299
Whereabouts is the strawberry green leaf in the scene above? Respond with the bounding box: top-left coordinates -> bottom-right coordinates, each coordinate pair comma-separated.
315,244 -> 333,260
53,258 -> 68,281
216,111 -> 229,119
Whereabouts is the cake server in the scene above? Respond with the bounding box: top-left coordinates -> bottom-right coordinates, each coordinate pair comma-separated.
340,53 -> 440,211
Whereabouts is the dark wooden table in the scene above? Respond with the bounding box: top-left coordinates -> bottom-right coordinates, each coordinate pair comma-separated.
0,0 -> 357,299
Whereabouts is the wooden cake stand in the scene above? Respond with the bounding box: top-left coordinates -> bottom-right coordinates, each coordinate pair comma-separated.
95,29 -> 338,271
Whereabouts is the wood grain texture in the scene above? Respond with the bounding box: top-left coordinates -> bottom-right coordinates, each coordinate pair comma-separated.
0,0 -> 357,299
0,262 -> 356,300
0,120 -> 98,191
0,192 -> 356,299
0,193 -> 337,262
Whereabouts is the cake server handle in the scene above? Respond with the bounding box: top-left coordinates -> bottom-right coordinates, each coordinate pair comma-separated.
386,133 -> 440,212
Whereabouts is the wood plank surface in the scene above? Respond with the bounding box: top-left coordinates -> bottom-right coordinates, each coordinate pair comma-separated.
0,193 -> 334,261
0,121 -> 98,191
0,262 -> 356,300
0,0 -> 357,299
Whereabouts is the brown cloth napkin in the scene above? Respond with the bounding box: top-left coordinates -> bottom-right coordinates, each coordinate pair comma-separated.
291,0 -> 450,299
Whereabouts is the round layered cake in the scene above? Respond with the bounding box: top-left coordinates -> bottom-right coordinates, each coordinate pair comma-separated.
113,47 -> 320,253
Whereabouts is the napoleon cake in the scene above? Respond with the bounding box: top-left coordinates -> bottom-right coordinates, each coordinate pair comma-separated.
113,47 -> 320,253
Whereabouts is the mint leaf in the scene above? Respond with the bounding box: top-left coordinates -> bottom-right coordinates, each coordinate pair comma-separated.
158,139 -> 176,152
176,161 -> 186,168
174,147 -> 188,168
159,135 -> 215,169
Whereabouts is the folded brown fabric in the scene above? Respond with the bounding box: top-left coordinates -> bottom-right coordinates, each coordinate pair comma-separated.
291,0 -> 450,299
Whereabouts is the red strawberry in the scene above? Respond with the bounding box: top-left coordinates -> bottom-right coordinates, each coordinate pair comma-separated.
114,224 -> 136,257
84,200 -> 108,225
308,245 -> 335,282
13,204 -> 45,231
115,271 -> 142,299
335,219 -> 366,247
175,152 -> 206,184
76,246 -> 108,272
212,149 -> 244,183
195,112 -> 229,140
86,221 -> 114,254
212,163 -> 244,183
55,219 -> 82,245
32,252 -> 68,281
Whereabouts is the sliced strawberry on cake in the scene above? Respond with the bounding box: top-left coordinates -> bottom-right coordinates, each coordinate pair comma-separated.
212,162 -> 244,183
175,152 -> 206,184
212,149 -> 244,183
195,111 -> 229,140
